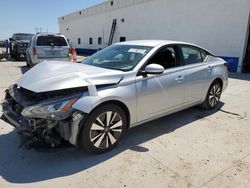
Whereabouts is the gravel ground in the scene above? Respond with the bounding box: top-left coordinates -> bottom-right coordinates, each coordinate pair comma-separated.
0,60 -> 250,188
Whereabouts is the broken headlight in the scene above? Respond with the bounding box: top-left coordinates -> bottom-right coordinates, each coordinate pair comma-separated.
21,97 -> 79,120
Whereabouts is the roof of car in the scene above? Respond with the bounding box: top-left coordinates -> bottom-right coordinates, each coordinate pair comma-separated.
116,40 -> 175,47
116,40 -> 213,54
116,40 -> 199,47
35,32 -> 63,36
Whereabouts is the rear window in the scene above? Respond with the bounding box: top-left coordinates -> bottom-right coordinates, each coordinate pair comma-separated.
36,36 -> 68,46
13,34 -> 33,40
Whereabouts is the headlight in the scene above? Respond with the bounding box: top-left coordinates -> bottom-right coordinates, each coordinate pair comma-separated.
21,97 -> 78,120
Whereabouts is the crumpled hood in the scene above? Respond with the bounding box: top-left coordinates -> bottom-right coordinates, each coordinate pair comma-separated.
16,61 -> 124,93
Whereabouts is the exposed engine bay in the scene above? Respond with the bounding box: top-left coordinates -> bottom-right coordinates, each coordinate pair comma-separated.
2,85 -> 86,148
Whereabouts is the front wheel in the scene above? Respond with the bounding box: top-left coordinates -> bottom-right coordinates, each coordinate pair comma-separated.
79,104 -> 127,154
201,80 -> 222,110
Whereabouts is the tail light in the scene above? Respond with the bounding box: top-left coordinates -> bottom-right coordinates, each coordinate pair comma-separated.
69,48 -> 73,55
224,62 -> 228,70
32,47 -> 37,55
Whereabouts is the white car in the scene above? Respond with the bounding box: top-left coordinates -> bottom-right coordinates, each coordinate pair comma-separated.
26,33 -> 71,67
2,40 -> 228,154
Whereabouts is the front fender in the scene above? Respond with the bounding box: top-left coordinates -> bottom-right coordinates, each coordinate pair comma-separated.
72,84 -> 137,125
72,95 -> 126,113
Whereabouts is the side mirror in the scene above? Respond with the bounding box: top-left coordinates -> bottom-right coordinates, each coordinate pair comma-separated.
9,38 -> 13,41
144,64 -> 165,75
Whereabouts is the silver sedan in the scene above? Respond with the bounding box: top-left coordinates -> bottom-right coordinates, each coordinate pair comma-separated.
2,40 -> 228,153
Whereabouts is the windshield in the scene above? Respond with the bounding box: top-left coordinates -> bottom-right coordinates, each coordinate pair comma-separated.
36,36 -> 68,46
83,45 -> 153,71
13,34 -> 33,40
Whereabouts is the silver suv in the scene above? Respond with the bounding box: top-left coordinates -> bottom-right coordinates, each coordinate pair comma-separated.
26,33 -> 71,67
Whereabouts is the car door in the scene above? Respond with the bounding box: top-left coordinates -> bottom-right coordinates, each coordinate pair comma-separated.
178,45 -> 212,104
136,45 -> 186,122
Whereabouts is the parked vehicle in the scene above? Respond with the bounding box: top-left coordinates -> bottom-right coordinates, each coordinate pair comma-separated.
0,40 -> 9,60
26,33 -> 71,67
2,40 -> 228,153
9,33 -> 33,61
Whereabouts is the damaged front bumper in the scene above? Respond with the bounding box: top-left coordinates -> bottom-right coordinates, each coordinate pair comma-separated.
1,86 -> 85,148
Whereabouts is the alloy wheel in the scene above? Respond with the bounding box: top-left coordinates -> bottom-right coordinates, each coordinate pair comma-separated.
89,111 -> 123,149
208,84 -> 221,107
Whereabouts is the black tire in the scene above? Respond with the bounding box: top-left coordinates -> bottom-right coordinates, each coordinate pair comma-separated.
15,54 -> 20,61
201,80 -> 222,110
10,53 -> 15,59
26,55 -> 31,67
26,59 -> 30,67
79,104 -> 127,154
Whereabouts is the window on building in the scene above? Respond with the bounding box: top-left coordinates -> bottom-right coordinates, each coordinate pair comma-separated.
180,46 -> 203,65
78,38 -> 81,45
110,1 -> 114,6
79,11 -> 81,15
89,37 -> 93,45
120,37 -> 126,42
98,37 -> 102,45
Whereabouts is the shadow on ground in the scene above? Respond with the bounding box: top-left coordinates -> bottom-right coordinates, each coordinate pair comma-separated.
229,72 -> 250,81
0,103 -> 224,184
20,66 -> 30,74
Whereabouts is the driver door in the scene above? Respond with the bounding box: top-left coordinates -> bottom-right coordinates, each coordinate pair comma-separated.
136,46 -> 186,122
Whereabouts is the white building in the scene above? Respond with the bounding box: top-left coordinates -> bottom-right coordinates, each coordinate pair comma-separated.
58,0 -> 250,72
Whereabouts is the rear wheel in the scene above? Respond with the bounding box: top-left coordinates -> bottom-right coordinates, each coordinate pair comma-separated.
201,80 -> 222,110
15,54 -> 20,61
26,59 -> 30,67
79,104 -> 127,154
26,55 -> 31,67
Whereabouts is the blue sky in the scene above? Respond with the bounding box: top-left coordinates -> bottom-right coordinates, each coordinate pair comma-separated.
0,0 -> 105,40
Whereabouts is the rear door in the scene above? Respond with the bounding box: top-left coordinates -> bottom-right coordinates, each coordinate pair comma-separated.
178,45 -> 212,103
35,35 -> 70,58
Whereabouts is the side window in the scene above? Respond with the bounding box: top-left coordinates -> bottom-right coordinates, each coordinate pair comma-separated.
180,46 -> 203,65
148,46 -> 177,69
200,49 -> 208,61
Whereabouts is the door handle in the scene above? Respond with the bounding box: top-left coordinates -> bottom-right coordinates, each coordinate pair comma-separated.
207,66 -> 213,72
175,76 -> 184,82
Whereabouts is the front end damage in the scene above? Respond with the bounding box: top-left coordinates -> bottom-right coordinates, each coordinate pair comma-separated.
1,85 -> 86,148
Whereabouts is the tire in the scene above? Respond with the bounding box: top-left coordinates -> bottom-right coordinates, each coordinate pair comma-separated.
26,59 -> 30,67
15,54 -> 20,61
79,104 -> 127,154
10,52 -> 15,59
26,55 -> 31,67
201,80 -> 222,110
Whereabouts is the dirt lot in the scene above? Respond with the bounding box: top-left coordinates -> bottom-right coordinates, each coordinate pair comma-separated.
0,60 -> 250,188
